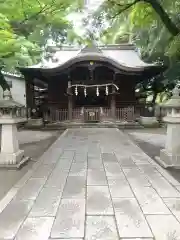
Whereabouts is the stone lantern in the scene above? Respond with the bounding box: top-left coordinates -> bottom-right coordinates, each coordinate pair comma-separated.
157,85 -> 180,168
0,90 -> 29,168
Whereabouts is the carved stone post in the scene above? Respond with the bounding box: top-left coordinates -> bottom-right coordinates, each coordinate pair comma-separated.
157,84 -> 180,168
68,81 -> 73,121
0,90 -> 29,168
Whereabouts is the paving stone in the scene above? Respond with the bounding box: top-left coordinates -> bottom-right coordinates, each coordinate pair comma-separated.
2,128 -> 180,239
74,154 -> 88,162
15,178 -> 46,200
148,176 -> 180,198
60,150 -> 75,159
55,160 -> 72,171
104,163 -> 122,176
69,163 -> 87,176
88,160 -> 104,169
29,187 -> 62,217
42,150 -> 63,165
146,215 -> 180,240
51,199 -> 85,239
133,186 -> 170,214
31,164 -> 55,179
44,171 -> 68,190
87,186 -> 113,215
87,169 -> 107,185
131,154 -> 151,165
15,217 -> 54,240
154,166 -> 180,186
139,166 -> 180,197
72,161 -> 87,167
118,157 -> 137,168
138,164 -> 163,179
0,200 -> 34,239
113,198 -> 153,238
62,176 -> 86,198
101,153 -> 118,163
123,167 -> 151,187
163,198 -> 180,222
108,176 -> 134,198
85,216 -> 119,240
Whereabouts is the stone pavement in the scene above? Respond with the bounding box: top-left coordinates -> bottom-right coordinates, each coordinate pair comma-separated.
0,128 -> 180,239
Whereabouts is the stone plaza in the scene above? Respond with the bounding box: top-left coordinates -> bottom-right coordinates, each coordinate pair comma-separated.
0,128 -> 180,239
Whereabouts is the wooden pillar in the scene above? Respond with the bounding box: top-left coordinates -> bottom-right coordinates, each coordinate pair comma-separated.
25,76 -> 35,118
111,72 -> 117,120
68,81 -> 72,121
111,88 -> 116,120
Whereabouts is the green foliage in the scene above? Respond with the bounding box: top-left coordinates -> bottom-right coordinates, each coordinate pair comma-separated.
130,2 -> 157,27
92,0 -> 180,103
0,0 -> 82,81
167,34 -> 180,58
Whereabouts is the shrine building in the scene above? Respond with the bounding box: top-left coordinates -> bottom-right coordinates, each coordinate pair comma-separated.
19,44 -> 166,123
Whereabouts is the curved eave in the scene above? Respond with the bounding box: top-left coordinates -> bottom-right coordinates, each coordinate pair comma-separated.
18,53 -> 167,78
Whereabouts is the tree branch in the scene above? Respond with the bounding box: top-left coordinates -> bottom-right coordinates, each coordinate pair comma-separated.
146,0 -> 180,36
20,0 -> 56,25
108,0 -> 140,19
107,0 -> 180,36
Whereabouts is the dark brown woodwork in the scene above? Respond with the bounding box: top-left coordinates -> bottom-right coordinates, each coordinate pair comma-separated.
68,81 -> 73,120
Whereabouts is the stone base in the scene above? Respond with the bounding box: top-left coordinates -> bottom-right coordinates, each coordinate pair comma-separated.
139,116 -> 159,128
26,118 -> 44,127
157,149 -> 180,169
0,150 -> 30,169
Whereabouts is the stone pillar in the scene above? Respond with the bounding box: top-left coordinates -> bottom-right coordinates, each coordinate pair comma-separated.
157,85 -> 180,168
68,81 -> 73,121
111,87 -> 116,120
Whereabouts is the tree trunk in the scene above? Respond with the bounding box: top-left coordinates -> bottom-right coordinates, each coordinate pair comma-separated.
146,0 -> 180,36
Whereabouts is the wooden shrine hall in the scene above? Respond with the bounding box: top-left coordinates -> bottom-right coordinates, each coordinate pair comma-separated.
19,44 -> 165,124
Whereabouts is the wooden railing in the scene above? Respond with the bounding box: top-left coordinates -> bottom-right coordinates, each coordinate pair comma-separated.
43,106 -> 136,123
25,104 -> 167,123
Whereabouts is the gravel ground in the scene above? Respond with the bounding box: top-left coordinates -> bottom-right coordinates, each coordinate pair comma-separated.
125,128 -> 180,183
0,129 -> 63,200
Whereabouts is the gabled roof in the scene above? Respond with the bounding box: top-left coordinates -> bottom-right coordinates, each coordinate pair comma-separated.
25,43 -> 159,72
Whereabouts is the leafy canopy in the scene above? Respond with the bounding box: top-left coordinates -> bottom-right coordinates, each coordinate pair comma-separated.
0,0 -> 83,73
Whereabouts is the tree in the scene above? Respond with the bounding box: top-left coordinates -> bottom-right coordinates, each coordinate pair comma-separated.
0,0 -> 83,90
91,0 -> 180,107
105,0 -> 180,36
